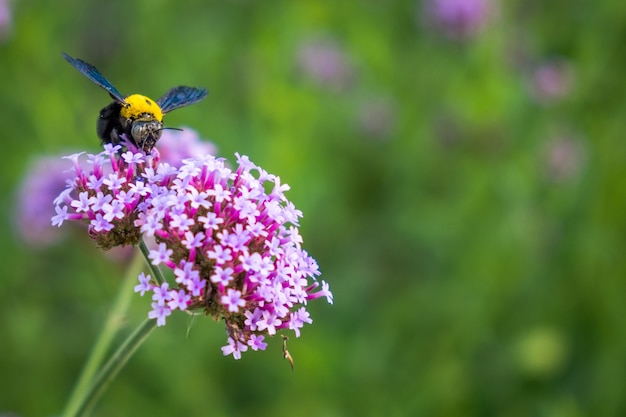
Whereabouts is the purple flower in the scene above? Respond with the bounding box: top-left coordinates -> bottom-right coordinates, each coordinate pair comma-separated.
528,58 -> 574,104
17,156 -> 74,247
148,302 -> 172,327
211,266 -> 234,286
51,144 -> 143,250
296,38 -> 354,90
0,0 -> 11,42
53,144 -> 332,359
248,334 -> 267,351
357,98 -> 396,140
289,307 -> 313,338
423,0 -> 494,40
152,282 -> 171,305
148,242 -> 173,266
221,288 -> 246,313
221,337 -> 248,360
542,134 -> 586,183
134,272 -> 152,296
168,289 -> 191,311
26,132 -> 210,247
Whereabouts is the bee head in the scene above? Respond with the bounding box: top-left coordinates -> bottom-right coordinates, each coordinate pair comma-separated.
119,94 -> 163,151
131,117 -> 163,152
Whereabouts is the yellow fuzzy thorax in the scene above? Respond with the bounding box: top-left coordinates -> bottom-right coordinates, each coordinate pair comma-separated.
120,94 -> 163,122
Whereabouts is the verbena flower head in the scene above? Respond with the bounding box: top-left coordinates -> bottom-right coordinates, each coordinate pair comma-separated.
51,144 -> 147,250
52,141 -> 332,359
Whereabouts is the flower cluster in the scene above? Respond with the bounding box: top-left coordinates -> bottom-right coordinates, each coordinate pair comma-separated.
52,142 -> 332,359
17,129 -> 216,255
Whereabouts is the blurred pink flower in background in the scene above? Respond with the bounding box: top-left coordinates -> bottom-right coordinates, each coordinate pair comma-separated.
542,134 -> 586,183
16,154 -> 133,261
296,38 -> 354,90
0,0 -> 11,42
16,156 -> 76,247
528,59 -> 574,104
156,127 -> 217,166
357,98 -> 395,140
423,0 -> 494,40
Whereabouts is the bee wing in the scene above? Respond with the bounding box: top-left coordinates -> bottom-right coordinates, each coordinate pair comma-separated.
62,52 -> 127,103
157,86 -> 208,114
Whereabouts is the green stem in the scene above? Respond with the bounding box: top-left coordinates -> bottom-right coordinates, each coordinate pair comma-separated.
74,318 -> 158,417
61,251 -> 144,417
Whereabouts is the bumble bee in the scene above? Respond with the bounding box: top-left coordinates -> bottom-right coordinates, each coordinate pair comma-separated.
62,52 -> 207,152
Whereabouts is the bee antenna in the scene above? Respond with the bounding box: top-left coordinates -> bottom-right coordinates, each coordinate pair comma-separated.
159,127 -> 184,133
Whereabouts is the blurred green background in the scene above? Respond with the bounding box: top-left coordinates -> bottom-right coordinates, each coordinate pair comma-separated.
2,0 -> 626,416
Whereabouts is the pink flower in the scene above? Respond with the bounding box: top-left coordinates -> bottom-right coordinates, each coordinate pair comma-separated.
423,0 -> 494,40
53,144 -> 332,359
296,38 -> 354,90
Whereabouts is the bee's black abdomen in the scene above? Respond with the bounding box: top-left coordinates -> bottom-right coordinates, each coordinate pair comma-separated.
97,102 -> 125,145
